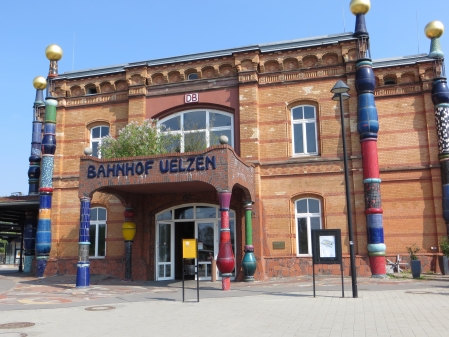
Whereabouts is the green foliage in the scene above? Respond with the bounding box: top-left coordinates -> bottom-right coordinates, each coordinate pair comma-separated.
0,239 -> 6,254
99,119 -> 180,159
406,244 -> 420,260
184,129 -> 207,152
439,236 -> 449,257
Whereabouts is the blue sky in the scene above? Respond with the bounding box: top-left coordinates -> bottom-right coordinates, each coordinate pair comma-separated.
0,0 -> 447,196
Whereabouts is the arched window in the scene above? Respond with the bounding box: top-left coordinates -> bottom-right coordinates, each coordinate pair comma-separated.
188,73 -> 199,80
384,75 -> 397,85
90,126 -> 109,158
291,105 -> 318,155
90,207 -> 107,257
295,198 -> 322,255
158,109 -> 233,152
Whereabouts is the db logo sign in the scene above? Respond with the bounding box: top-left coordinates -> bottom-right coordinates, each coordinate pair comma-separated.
185,93 -> 199,103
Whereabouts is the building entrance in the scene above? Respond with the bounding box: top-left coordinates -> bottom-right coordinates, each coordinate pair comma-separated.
155,204 -> 236,281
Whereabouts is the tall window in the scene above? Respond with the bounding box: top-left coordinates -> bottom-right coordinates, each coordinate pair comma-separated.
158,110 -> 233,152
291,105 -> 318,155
90,207 -> 107,257
295,198 -> 322,255
90,126 -> 109,158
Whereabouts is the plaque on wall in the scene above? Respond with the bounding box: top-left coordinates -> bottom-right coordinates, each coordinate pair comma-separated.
272,241 -> 285,250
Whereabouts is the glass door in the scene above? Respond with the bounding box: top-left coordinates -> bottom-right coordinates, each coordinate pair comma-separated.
196,221 -> 217,280
156,222 -> 174,280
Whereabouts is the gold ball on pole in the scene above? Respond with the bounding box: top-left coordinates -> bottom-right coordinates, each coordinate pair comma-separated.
425,21 -> 444,39
349,0 -> 371,15
33,76 -> 47,90
45,44 -> 63,61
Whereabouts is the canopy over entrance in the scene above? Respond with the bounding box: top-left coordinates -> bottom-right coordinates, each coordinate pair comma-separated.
78,145 -> 255,202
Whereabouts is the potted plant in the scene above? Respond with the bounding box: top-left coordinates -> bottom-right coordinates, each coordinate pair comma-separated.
406,244 -> 421,278
439,237 -> 449,275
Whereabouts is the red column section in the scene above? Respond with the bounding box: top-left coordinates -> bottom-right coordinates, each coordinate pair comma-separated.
361,140 -> 379,179
216,192 -> 234,291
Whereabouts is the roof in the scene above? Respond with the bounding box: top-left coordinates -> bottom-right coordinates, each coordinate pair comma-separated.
57,33 -> 357,79
55,33 -> 436,80
372,54 -> 434,68
0,195 -> 39,208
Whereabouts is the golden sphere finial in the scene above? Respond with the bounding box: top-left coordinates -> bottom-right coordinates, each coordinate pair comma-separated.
350,0 -> 371,15
33,76 -> 47,90
425,21 -> 444,39
45,44 -> 63,61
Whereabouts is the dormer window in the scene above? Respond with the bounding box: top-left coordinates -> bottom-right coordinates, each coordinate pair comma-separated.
188,73 -> 199,80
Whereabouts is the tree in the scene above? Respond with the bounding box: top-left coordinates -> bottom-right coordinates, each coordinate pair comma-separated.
99,119 -> 180,159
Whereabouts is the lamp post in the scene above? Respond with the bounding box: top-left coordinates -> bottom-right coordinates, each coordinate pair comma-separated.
331,80 -> 358,298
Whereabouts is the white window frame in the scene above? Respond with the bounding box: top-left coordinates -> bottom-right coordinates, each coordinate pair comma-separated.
291,105 -> 318,156
158,109 -> 234,152
90,207 -> 107,258
90,125 -> 109,158
295,198 -> 322,256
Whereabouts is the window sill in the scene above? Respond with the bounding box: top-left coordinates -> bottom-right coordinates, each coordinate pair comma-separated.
89,256 -> 106,259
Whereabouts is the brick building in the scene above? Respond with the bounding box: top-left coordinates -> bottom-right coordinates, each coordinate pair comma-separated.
10,4 -> 448,283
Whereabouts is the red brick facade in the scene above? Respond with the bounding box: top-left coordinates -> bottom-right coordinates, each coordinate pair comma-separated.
43,33 -> 447,281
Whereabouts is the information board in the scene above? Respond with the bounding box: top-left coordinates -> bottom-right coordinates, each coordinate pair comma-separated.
182,239 -> 197,259
312,229 -> 342,264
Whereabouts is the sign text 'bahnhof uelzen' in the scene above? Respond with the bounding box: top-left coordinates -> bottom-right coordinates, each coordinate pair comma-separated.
87,155 -> 216,179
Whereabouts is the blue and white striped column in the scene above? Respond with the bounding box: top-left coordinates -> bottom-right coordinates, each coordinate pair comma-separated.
76,197 -> 91,287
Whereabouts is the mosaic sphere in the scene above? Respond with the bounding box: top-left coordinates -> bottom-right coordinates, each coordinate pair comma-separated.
219,135 -> 229,145
84,147 -> 93,156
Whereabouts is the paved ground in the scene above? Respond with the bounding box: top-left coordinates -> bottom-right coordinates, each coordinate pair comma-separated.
1,265 -> 449,336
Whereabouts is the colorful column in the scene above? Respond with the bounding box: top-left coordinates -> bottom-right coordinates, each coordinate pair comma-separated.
216,191 -> 234,290
76,197 -> 91,287
24,78 -> 46,273
426,21 -> 449,235
29,77 -> 46,195
35,44 -> 62,277
241,201 -> 257,281
122,207 -> 137,280
23,210 -> 37,273
351,0 -> 386,276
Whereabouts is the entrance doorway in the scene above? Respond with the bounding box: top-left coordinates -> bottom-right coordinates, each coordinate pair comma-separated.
155,204 -> 236,281
174,221 -> 194,280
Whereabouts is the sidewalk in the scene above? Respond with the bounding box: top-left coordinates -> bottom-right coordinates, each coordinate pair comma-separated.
1,265 -> 449,336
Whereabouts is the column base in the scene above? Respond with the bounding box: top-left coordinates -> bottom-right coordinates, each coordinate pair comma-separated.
221,273 -> 232,291
36,258 -> 47,278
76,263 -> 90,288
242,250 -> 257,281
369,255 -> 386,276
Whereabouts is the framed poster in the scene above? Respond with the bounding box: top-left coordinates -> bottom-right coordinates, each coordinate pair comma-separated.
312,229 -> 342,264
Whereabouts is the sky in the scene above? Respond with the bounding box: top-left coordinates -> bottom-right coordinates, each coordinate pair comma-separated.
0,0 -> 447,197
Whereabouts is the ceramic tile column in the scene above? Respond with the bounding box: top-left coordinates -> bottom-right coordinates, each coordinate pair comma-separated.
241,201 -> 256,281
216,191 -> 234,290
351,0 -> 386,277
76,197 -> 91,287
